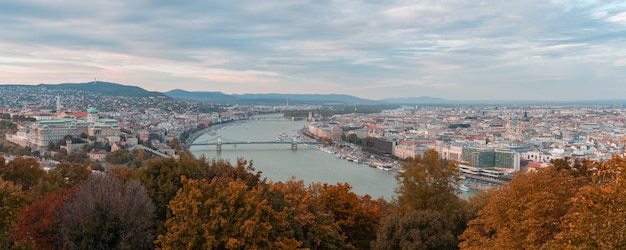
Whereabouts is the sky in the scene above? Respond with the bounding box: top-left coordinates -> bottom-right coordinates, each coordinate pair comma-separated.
0,0 -> 625,101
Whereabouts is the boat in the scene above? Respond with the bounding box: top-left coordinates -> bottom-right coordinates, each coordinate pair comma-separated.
457,184 -> 470,192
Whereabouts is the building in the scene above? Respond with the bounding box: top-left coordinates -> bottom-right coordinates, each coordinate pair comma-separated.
29,119 -> 84,151
460,146 -> 521,171
394,144 -> 431,159
22,108 -> 120,151
494,149 -> 521,171
373,138 -> 397,155
462,147 -> 495,168
439,143 -> 463,162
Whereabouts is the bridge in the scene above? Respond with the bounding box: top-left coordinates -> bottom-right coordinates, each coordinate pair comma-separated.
252,116 -> 308,121
190,136 -> 322,151
130,145 -> 179,159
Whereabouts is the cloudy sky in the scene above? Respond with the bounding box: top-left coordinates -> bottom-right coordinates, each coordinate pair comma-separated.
0,0 -> 625,100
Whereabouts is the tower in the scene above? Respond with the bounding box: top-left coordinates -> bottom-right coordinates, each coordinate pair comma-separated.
291,136 -> 297,150
87,107 -> 99,123
56,95 -> 63,113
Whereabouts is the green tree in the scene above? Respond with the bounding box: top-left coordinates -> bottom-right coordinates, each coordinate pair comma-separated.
156,177 -> 301,249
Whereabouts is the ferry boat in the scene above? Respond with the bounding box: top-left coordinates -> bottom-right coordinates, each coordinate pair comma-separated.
457,184 -> 470,192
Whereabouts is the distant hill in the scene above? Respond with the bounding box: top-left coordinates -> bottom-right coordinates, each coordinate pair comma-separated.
381,96 -> 626,105
39,82 -> 166,97
380,96 -> 452,104
165,89 -> 237,102
236,93 -> 380,105
165,91 -> 380,105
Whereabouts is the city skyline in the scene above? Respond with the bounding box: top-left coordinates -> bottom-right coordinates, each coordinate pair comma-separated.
1,1 -> 625,101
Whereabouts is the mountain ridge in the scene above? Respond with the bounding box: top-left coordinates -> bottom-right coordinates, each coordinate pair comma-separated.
3,83 -> 626,105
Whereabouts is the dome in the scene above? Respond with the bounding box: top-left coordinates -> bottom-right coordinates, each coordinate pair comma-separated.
87,107 -> 98,114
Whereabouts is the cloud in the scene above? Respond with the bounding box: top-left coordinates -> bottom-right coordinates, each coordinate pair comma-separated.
0,0 -> 625,100
607,11 -> 626,25
614,58 -> 626,67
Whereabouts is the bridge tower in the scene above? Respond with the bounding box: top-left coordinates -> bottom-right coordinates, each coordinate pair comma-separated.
216,136 -> 222,151
291,136 -> 297,150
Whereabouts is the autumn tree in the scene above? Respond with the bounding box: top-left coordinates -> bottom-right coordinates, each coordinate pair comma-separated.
204,157 -> 264,187
31,163 -> 89,197
269,179 -> 349,249
0,156 -> 45,191
156,177 -> 301,249
0,177 -> 26,249
371,209 -> 458,250
108,166 -> 137,183
136,156 -> 208,234
372,149 -> 473,249
459,165 -> 588,249
395,150 -> 462,217
314,182 -> 383,249
548,155 -> 626,249
59,174 -> 155,250
11,190 -> 74,249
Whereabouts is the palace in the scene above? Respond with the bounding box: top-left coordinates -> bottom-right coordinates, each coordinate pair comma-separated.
7,107 -> 120,151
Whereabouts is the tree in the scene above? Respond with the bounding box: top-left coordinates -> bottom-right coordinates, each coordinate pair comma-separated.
373,149 -> 471,249
0,156 -> 45,191
459,166 -> 588,249
269,179 -> 349,250
156,177 -> 301,249
0,177 -> 26,249
203,158 -> 264,189
167,137 -> 180,150
314,182 -> 383,249
106,148 -> 133,165
548,155 -> 626,249
31,163 -> 90,197
395,150 -> 461,216
371,209 -> 458,250
136,156 -> 208,235
11,190 -> 74,250
59,174 -> 155,250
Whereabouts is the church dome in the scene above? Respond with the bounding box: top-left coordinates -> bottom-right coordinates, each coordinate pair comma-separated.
87,107 -> 98,114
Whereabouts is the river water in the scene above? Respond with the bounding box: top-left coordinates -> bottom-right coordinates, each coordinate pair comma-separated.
189,117 -> 477,200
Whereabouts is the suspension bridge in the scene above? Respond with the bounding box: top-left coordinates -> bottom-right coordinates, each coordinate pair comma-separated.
190,136 -> 323,151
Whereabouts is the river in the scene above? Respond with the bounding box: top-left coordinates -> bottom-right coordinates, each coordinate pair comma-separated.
189,117 -> 477,200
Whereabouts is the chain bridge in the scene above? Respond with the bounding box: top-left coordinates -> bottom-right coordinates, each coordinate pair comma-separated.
190,135 -> 322,150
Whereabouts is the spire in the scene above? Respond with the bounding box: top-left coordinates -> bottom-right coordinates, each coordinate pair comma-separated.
56,95 -> 63,113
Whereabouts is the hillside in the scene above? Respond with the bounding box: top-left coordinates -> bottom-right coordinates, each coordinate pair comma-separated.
165,90 -> 380,105
39,82 -> 166,97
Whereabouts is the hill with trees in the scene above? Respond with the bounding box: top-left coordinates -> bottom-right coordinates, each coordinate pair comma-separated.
1,151 -> 626,249
39,82 -> 167,97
